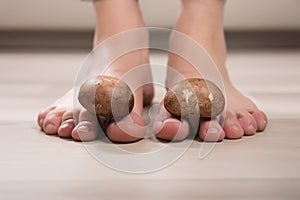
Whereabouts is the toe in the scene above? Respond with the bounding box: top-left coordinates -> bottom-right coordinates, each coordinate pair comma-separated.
199,120 -> 225,142
72,122 -> 98,141
71,110 -> 98,141
223,113 -> 244,139
154,106 -> 189,141
251,111 -> 268,132
58,109 -> 79,138
238,113 -> 257,136
37,106 -> 56,129
62,109 -> 81,124
62,110 -> 74,122
155,118 -> 190,141
106,111 -> 146,143
58,119 -> 75,138
42,108 -> 65,135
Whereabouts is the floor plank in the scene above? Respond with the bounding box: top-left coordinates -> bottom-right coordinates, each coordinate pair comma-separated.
0,49 -> 299,199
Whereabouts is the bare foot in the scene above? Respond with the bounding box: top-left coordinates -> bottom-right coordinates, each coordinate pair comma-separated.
37,52 -> 154,142
154,0 -> 268,142
37,0 -> 154,142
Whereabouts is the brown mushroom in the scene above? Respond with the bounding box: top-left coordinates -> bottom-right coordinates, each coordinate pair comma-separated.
164,78 -> 225,119
78,76 -> 134,130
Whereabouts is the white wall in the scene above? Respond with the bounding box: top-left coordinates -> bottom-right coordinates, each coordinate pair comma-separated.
0,0 -> 299,31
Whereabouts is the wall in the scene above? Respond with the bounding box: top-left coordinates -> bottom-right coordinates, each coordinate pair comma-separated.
0,0 -> 299,31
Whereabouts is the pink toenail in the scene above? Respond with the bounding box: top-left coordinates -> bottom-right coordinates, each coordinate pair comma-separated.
61,123 -> 70,129
45,124 -> 55,133
165,119 -> 180,123
78,126 -> 90,134
249,124 -> 255,132
262,120 -> 267,126
39,118 -> 44,126
232,125 -> 241,132
207,127 -> 219,134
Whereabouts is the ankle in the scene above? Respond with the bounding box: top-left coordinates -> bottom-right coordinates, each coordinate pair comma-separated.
93,0 -> 146,47
93,25 -> 147,48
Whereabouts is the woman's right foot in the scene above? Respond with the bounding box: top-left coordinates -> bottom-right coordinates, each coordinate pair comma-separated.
38,49 -> 154,142
37,0 -> 154,142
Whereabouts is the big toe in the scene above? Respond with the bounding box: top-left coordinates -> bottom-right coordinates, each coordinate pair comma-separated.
154,106 -> 189,141
106,111 -> 146,143
155,118 -> 190,141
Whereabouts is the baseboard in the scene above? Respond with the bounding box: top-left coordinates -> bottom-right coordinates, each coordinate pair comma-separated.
0,31 -> 94,51
225,31 -> 300,49
0,30 -> 299,51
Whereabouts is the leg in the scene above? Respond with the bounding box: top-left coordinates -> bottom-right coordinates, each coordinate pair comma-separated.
155,0 -> 267,141
38,0 -> 153,142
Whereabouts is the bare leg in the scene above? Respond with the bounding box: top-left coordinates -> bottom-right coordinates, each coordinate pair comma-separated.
38,0 -> 153,142
155,0 -> 267,141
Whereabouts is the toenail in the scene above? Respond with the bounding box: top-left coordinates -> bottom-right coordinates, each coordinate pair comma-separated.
232,125 -> 241,132
207,127 -> 219,134
45,124 -> 55,133
39,118 -> 44,126
61,123 -> 70,129
249,124 -> 255,132
78,126 -> 90,134
165,119 -> 180,123
262,120 -> 267,126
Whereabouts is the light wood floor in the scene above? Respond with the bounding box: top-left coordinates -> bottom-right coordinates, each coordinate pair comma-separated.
0,49 -> 299,200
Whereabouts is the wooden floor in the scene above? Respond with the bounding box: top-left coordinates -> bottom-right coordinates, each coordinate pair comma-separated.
0,49 -> 300,199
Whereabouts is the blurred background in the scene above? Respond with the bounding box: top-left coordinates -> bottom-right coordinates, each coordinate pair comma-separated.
1,0 -> 300,30
0,0 -> 299,49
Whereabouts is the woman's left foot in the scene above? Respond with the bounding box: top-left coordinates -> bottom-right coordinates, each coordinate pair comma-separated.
154,0 -> 268,142
154,67 -> 268,142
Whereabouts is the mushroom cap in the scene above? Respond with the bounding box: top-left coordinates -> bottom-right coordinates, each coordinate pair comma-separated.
164,78 -> 225,118
78,76 -> 134,121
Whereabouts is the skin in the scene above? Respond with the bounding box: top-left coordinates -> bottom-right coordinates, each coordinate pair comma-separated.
37,0 -> 267,142
154,0 -> 267,142
38,0 -> 153,142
